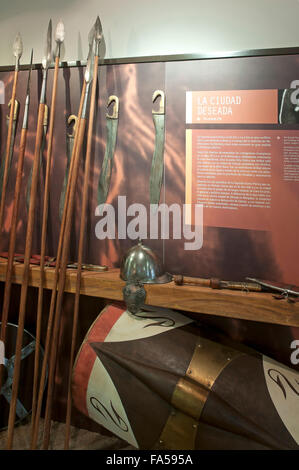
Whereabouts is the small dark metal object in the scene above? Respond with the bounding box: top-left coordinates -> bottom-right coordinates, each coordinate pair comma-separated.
67,262 -> 108,272
123,281 -> 147,315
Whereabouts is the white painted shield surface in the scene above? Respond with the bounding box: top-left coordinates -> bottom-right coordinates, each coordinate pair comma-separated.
105,307 -> 193,343
86,355 -> 139,448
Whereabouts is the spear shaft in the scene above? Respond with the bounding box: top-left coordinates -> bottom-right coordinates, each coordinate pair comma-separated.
31,70 -> 90,452
64,17 -> 102,449
42,79 -> 93,450
0,51 -> 33,396
6,22 -> 52,449
6,98 -> 45,450
41,27 -> 98,448
31,20 -> 64,430
0,99 -> 20,196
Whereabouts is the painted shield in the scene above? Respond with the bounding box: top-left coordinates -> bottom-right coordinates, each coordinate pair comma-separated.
72,303 -> 299,450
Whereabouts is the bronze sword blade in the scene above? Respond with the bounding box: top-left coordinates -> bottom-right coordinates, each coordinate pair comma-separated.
98,96 -> 119,205
150,90 -> 165,208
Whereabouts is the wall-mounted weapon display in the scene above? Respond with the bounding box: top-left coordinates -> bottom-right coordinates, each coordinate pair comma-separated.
0,11 -> 298,453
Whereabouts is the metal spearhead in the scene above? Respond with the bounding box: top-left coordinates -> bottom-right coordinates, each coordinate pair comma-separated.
26,49 -> 34,96
94,16 -> 103,56
84,44 -> 93,84
55,19 -> 65,43
42,19 -> 52,70
23,49 -> 34,129
85,22 -> 96,84
40,20 -> 52,104
55,19 -> 65,58
81,24 -> 96,118
13,33 -> 23,69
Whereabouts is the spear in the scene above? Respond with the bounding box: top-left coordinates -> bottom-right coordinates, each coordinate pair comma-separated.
42,34 -> 96,449
0,50 -> 33,396
5,20 -> 52,450
31,29 -> 95,450
0,33 -> 22,232
31,20 -> 65,429
64,16 -> 102,449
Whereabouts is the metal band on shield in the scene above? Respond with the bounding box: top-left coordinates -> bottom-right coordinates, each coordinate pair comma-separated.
155,338 -> 243,449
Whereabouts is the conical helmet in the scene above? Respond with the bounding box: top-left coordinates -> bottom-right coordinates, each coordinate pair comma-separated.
120,240 -> 172,284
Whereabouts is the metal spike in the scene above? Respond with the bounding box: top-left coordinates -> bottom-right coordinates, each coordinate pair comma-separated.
42,19 -> 52,69
13,33 -> 23,59
26,49 -> 34,96
84,20 -> 97,83
84,43 -> 93,84
23,49 -> 34,129
55,19 -> 65,44
47,19 -> 52,62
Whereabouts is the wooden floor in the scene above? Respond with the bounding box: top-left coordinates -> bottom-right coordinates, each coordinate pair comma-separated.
0,257 -> 298,327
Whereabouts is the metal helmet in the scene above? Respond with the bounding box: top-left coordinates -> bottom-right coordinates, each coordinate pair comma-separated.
120,240 -> 172,284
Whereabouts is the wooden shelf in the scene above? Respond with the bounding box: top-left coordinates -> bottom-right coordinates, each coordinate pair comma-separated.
0,258 -> 298,327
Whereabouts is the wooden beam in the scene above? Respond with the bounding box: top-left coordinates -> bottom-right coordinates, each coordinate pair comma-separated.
0,258 -> 298,327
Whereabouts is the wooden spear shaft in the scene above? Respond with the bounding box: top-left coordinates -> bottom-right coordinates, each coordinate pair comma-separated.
0,47 -> 31,402
42,110 -> 88,450
0,127 -> 28,394
31,54 -> 60,427
0,70 -> 18,231
30,81 -> 87,450
64,53 -> 99,450
6,101 -> 46,450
